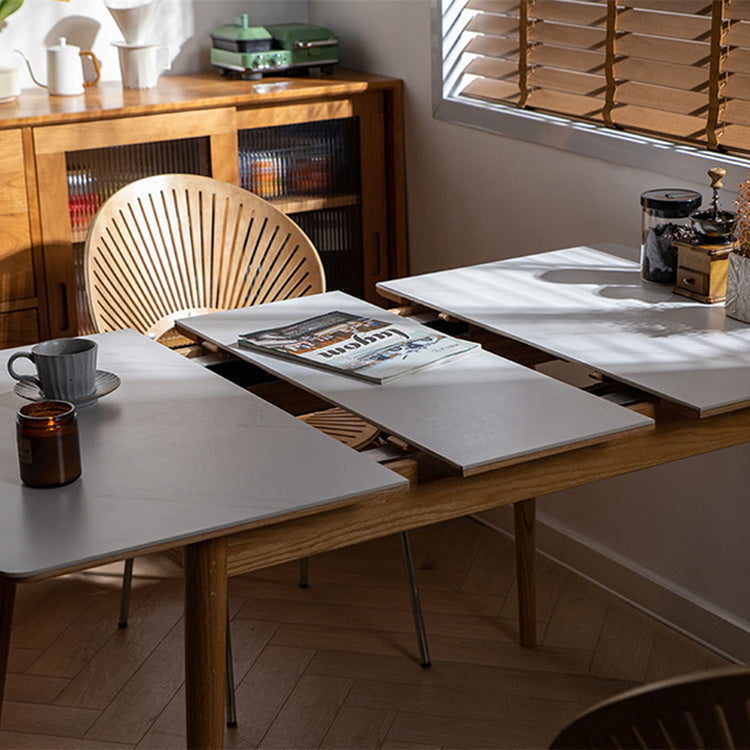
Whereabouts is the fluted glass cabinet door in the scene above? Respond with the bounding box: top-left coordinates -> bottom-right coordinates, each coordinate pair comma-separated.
238,117 -> 364,297
66,138 -> 211,332
235,92 -> 389,303
33,106 -> 238,338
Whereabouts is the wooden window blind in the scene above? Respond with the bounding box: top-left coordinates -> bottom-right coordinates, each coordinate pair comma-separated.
457,0 -> 750,157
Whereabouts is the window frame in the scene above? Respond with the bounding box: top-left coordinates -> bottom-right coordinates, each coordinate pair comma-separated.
431,0 -> 750,190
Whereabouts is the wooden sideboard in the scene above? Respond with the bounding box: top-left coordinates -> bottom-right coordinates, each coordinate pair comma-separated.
0,71 -> 407,345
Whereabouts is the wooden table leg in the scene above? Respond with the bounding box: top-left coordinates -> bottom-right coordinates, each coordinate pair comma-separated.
184,538 -> 228,750
514,498 -> 536,648
0,577 -> 16,729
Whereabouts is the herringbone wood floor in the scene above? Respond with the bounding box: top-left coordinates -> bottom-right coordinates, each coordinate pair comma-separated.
0,517 -> 727,749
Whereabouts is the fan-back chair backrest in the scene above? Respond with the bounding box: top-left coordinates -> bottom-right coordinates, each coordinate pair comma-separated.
550,665 -> 750,749
85,174 -> 325,340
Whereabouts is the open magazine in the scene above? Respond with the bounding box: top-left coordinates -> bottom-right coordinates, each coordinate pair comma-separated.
237,311 -> 480,383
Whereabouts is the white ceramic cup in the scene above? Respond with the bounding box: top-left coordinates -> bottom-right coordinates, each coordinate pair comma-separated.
8,338 -> 98,402
0,67 -> 20,103
113,42 -> 169,89
105,0 -> 155,45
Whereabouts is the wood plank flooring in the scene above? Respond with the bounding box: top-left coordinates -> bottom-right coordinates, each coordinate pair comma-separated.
0,517 -> 728,749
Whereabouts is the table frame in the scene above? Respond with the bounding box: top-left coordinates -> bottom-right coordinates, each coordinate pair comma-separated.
191,395 -> 749,747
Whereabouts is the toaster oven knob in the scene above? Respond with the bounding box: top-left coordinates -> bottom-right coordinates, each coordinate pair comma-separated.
269,54 -> 279,67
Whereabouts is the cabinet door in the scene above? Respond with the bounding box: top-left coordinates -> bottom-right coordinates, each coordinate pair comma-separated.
34,108 -> 238,336
235,93 -> 390,303
0,129 -> 40,346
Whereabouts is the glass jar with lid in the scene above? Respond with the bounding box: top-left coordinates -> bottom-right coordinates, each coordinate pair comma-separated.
640,189 -> 701,284
16,400 -> 81,488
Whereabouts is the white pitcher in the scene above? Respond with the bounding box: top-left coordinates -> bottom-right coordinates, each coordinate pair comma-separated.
16,38 -> 100,96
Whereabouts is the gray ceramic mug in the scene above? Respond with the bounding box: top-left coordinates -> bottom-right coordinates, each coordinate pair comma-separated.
8,338 -> 98,402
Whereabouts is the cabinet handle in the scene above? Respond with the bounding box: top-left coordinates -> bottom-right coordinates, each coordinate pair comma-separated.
681,276 -> 696,287
59,283 -> 69,332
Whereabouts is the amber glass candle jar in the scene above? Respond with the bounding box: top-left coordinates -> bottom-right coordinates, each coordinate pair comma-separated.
16,401 -> 81,488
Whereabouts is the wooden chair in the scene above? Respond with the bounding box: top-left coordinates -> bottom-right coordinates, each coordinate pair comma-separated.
550,665 -> 750,749
84,173 -> 326,341
84,174 -> 431,727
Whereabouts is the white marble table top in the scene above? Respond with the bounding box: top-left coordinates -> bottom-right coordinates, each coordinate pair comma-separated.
0,330 -> 406,579
178,291 -> 652,476
378,246 -> 750,417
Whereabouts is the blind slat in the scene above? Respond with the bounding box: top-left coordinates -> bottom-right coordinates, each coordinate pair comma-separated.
466,14 -> 518,36
615,34 -> 710,66
616,8 -> 712,40
465,36 -> 520,58
615,57 -> 708,91
725,0 -> 750,22
723,71 -> 750,101
529,0 -> 608,26
529,21 -> 606,50
724,46 -> 750,74
615,81 -> 708,115
612,104 -> 707,139
465,57 -> 519,80
529,67 -> 607,96
724,20 -> 750,47
526,88 -> 605,118
466,0 -> 519,12
625,1 -> 711,12
461,77 -> 521,104
723,98 -> 750,127
717,122 -> 750,149
531,44 -> 606,72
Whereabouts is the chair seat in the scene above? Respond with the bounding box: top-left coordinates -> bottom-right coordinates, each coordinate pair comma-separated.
298,406 -> 380,450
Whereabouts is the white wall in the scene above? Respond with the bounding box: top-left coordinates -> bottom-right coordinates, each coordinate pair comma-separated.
310,0 -> 750,659
3,0 -> 308,90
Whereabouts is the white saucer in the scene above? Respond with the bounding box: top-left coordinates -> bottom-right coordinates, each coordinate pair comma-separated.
14,370 -> 121,407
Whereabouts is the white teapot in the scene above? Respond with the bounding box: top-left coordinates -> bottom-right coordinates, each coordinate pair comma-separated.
16,38 -> 100,96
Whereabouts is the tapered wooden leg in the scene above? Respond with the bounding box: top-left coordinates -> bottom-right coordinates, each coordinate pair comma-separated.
0,577 -> 17,729
184,538 -> 227,750
514,498 -> 536,648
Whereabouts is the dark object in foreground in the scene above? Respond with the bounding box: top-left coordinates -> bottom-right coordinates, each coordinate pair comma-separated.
550,664 -> 750,749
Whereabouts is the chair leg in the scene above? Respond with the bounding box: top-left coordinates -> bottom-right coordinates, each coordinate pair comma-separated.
120,558 -> 238,727
118,558 -> 134,628
225,606 -> 237,729
298,557 -> 309,588
400,531 -> 431,668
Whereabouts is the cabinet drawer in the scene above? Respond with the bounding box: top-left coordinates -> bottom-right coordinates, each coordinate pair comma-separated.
676,266 -> 709,296
0,308 -> 40,347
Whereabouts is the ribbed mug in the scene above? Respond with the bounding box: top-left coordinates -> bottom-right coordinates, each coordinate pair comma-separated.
8,338 -> 97,402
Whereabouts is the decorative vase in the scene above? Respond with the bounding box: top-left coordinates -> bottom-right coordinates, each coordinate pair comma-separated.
725,251 -> 750,323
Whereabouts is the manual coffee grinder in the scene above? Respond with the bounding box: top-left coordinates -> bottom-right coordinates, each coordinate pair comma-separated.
673,167 -> 738,303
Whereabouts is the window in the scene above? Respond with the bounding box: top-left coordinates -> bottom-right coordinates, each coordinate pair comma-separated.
435,0 -> 750,183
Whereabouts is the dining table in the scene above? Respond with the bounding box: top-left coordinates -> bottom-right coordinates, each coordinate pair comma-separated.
176,247 -> 750,736
6,243 -> 750,749
0,329 -> 408,750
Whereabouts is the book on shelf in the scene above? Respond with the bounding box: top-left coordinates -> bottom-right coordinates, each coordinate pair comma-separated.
237,310 -> 480,384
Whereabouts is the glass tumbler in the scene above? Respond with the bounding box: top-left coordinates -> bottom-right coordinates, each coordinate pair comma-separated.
16,400 -> 81,488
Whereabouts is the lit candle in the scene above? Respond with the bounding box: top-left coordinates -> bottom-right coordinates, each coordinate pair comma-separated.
16,401 -> 81,488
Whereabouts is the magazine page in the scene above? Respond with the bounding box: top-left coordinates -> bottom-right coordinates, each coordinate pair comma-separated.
238,311 -> 479,383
